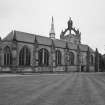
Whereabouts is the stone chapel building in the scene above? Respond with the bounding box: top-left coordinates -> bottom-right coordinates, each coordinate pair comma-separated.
0,17 -> 99,73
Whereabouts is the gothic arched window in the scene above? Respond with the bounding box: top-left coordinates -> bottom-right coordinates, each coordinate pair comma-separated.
38,48 -> 49,66
19,46 -> 31,66
69,52 -> 74,65
4,46 -> 12,66
90,55 -> 94,65
55,50 -> 62,66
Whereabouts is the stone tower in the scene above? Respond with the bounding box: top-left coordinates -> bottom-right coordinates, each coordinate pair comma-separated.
49,16 -> 55,39
60,17 -> 81,44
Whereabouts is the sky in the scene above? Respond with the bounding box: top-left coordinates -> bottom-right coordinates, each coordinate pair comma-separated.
0,0 -> 105,54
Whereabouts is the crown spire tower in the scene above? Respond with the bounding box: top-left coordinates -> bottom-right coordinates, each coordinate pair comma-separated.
49,16 -> 55,39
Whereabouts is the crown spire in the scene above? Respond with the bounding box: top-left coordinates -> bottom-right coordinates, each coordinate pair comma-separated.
49,16 -> 55,39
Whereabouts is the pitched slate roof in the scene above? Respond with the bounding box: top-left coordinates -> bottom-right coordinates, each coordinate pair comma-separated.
2,30 -> 94,52
89,47 -> 94,53
3,31 -> 52,45
53,39 -> 66,48
68,42 -> 77,50
79,44 -> 88,51
37,35 -> 51,45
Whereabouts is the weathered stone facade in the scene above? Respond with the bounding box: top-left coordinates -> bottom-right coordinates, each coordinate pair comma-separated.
0,18 -> 99,73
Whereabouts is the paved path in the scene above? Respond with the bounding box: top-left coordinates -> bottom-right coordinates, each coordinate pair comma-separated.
0,73 -> 105,105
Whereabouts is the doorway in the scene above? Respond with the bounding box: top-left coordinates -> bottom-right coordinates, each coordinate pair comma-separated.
81,65 -> 84,72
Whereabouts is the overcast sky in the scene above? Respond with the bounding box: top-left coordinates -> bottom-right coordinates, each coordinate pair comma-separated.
0,0 -> 105,54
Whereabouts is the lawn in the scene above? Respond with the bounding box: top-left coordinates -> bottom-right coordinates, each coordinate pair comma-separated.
0,73 -> 105,105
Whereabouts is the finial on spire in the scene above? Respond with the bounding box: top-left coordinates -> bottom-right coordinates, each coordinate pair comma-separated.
69,17 -> 71,21
49,16 -> 55,39
68,17 -> 73,34
52,16 -> 54,23
13,30 -> 17,41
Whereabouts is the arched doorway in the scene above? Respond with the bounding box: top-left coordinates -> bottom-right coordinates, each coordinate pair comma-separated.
81,65 -> 85,72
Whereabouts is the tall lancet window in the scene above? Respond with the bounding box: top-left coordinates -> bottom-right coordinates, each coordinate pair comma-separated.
90,55 -> 94,65
38,48 -> 49,66
4,46 -> 12,66
19,46 -> 31,66
55,50 -> 62,66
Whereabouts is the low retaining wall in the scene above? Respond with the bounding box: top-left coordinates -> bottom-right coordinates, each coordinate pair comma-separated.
0,65 -> 95,73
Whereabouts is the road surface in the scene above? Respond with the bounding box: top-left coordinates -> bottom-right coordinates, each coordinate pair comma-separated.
0,73 -> 105,105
